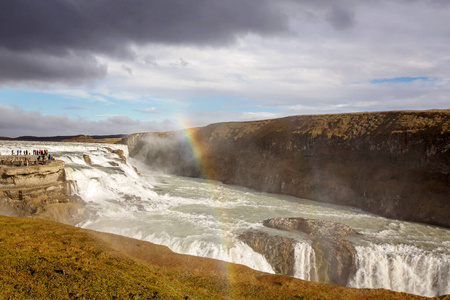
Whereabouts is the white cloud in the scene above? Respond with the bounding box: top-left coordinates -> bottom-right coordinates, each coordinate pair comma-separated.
1,0 -> 449,135
135,107 -> 165,114
0,105 -> 178,137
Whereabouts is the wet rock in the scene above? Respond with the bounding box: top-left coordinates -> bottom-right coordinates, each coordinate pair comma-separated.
261,217 -> 357,286
263,217 -> 357,237
238,231 -> 296,276
83,154 -> 102,167
105,147 -> 127,164
83,154 -> 93,166
312,237 -> 356,286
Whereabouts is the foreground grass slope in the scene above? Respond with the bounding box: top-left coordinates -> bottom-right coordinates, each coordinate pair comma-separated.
0,216 -> 438,300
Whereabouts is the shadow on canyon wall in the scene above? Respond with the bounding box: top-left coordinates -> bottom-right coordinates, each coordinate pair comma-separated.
123,110 -> 450,228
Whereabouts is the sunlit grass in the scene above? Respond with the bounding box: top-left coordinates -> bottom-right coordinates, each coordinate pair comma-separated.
0,216 -> 427,299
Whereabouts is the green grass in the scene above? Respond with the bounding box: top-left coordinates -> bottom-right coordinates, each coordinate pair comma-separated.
0,216 -> 433,299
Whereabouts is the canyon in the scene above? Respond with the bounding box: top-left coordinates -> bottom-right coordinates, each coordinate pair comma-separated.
1,110 -> 449,297
124,109 -> 450,228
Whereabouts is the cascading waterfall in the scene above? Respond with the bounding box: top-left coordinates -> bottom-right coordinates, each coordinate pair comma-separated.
348,243 -> 450,297
138,232 -> 275,273
293,242 -> 318,281
1,140 -> 449,297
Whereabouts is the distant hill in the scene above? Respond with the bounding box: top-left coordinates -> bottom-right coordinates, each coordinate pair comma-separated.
5,134 -> 126,143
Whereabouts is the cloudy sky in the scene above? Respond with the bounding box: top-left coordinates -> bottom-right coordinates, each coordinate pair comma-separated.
0,0 -> 449,137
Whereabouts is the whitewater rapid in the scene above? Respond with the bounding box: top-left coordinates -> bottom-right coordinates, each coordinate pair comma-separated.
1,141 -> 449,297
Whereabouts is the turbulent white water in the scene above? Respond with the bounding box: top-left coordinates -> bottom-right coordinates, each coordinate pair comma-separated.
349,243 -> 450,296
1,141 -> 449,297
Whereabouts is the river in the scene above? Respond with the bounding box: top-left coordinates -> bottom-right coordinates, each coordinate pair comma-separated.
1,141 -> 449,297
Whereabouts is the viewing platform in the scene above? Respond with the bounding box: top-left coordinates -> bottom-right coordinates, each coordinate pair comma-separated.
1,156 -> 67,218
0,155 -> 56,167
0,157 -> 65,189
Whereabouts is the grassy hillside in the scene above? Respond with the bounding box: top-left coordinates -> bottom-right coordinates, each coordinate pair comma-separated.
193,109 -> 450,142
0,216 -> 434,299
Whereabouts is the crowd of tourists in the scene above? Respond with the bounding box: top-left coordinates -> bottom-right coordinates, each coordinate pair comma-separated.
0,149 -> 55,166
10,149 -> 49,156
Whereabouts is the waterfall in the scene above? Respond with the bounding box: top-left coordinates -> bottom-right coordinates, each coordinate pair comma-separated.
348,243 -> 450,297
143,232 -> 275,274
293,242 -> 318,281
1,140 -> 450,297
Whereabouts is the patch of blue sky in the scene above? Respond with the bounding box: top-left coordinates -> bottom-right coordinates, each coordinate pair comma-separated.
0,88 -> 132,122
370,76 -> 431,84
0,89 -> 68,113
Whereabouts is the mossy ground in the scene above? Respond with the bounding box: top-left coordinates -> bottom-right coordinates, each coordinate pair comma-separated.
0,216 -> 440,299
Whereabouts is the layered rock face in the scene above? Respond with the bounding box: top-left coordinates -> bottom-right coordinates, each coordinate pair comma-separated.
264,217 -> 357,286
238,231 -> 297,276
126,110 -> 450,228
239,217 -> 357,286
0,160 -> 83,224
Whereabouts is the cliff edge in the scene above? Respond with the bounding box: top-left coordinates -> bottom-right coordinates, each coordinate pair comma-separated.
126,110 -> 450,228
0,160 -> 84,224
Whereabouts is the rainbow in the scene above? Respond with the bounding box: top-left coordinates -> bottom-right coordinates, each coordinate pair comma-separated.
177,117 -> 237,297
177,117 -> 216,179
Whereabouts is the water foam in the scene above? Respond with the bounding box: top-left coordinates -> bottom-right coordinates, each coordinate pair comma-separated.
348,243 -> 450,297
293,242 -> 318,281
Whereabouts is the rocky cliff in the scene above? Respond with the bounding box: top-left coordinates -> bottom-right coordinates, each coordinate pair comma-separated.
126,110 -> 450,228
239,217 -> 357,286
0,160 -> 84,224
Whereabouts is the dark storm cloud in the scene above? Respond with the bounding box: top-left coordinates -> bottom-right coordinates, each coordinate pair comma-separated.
326,5 -> 355,30
0,48 -> 107,85
0,0 -> 290,54
0,0 -> 291,84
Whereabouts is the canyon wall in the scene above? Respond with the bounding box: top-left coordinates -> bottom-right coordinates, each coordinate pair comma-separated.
125,110 -> 450,228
